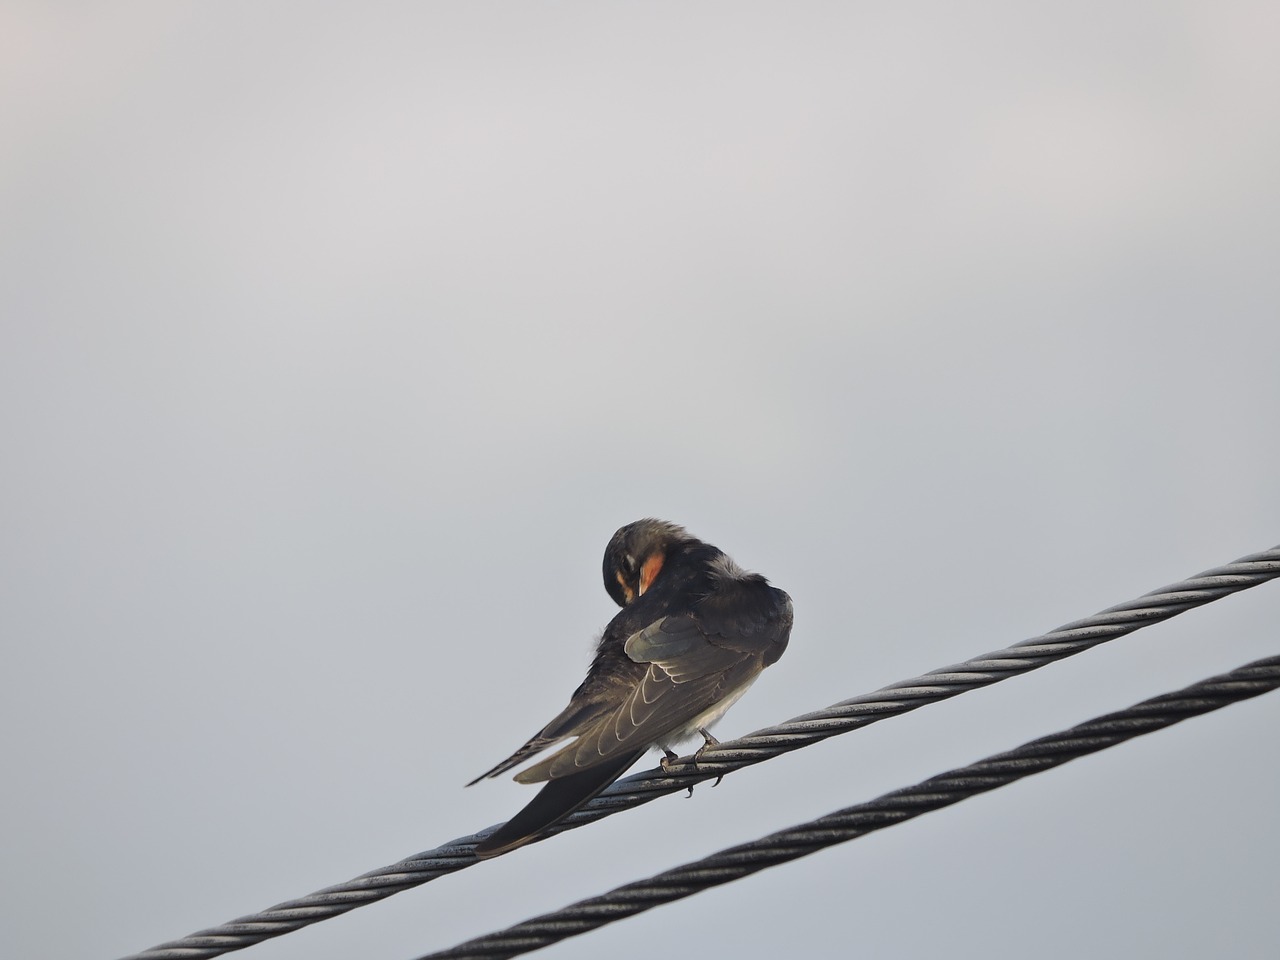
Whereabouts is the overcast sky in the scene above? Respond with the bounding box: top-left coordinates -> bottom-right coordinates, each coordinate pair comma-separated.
3,4 -> 1279,959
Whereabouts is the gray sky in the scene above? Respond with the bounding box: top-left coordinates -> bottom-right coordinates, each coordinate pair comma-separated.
3,4 -> 1279,959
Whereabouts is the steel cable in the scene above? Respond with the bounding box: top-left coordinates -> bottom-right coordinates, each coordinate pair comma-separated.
120,545 -> 1280,960
419,654 -> 1280,959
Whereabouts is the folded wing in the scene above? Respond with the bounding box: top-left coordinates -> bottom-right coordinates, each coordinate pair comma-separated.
513,585 -> 791,783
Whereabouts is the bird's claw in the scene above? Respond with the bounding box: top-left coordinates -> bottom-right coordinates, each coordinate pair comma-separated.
693,727 -> 720,762
691,729 -> 725,789
662,731 -> 725,796
661,748 -> 698,797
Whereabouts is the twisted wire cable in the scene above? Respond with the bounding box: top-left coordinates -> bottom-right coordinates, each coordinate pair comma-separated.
121,545 -> 1280,960
420,653 -> 1280,960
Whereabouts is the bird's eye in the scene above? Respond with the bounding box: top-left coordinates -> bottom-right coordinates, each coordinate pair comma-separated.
623,554 -> 638,575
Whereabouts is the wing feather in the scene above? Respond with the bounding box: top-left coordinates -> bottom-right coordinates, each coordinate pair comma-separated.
509,582 -> 792,785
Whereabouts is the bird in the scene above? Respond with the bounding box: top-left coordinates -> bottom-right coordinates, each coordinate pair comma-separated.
469,518 -> 793,858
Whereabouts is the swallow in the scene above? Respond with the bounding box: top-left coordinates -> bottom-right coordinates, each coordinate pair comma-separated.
469,518 -> 793,858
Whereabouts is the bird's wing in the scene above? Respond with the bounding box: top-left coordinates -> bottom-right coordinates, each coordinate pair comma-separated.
466,696 -> 614,785
513,592 -> 790,784
688,578 -> 793,666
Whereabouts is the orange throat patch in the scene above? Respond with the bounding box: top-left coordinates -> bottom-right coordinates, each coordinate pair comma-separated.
614,569 -> 635,604
638,551 -> 665,596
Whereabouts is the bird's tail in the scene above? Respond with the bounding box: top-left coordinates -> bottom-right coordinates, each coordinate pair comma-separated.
473,749 -> 646,858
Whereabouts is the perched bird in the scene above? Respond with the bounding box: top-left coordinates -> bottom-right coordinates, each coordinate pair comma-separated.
469,518 -> 793,857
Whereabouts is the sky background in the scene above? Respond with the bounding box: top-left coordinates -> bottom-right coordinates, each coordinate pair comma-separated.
3,3 -> 1279,959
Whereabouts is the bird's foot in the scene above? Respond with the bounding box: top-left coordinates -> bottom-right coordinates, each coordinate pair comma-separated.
693,728 -> 720,760
661,748 -> 697,797
694,729 -> 725,787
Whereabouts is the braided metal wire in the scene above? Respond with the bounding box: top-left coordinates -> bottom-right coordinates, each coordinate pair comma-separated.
419,654 -> 1280,960
121,545 -> 1280,960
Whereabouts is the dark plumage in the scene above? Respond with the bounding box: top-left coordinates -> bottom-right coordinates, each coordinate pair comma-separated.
469,519 -> 792,857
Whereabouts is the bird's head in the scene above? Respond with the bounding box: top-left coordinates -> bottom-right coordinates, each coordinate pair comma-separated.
602,518 -> 693,607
